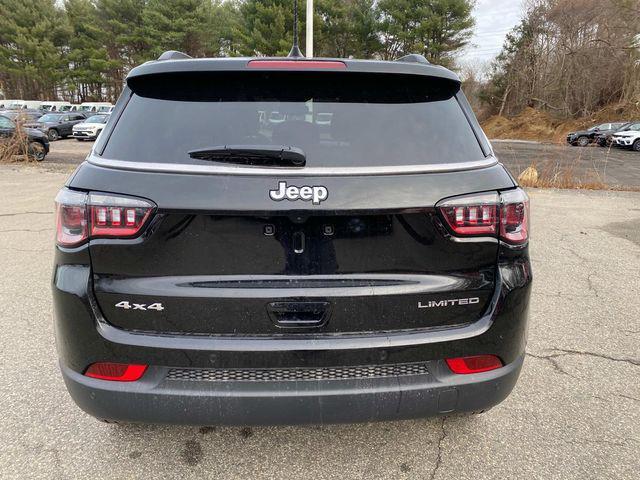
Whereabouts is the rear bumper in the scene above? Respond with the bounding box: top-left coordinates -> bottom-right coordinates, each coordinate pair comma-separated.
60,354 -> 524,425
53,241 -> 531,426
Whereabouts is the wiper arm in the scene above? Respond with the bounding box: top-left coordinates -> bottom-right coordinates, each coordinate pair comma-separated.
188,145 -> 306,167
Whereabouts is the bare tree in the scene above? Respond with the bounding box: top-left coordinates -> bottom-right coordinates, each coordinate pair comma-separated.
482,0 -> 640,118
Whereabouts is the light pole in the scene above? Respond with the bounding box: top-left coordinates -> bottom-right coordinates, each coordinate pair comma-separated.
306,0 -> 313,58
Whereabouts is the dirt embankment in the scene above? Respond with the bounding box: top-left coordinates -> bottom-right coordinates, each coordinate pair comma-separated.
481,103 -> 640,143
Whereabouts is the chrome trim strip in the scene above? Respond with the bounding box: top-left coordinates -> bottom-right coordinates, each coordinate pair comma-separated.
93,273 -> 488,298
97,314 -> 493,352
87,155 -> 498,177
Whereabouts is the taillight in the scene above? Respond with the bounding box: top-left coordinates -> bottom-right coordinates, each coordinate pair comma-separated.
437,188 -> 529,244
55,189 -> 88,247
499,189 -> 529,244
85,362 -> 147,381
88,193 -> 154,238
445,355 -> 503,374
438,192 -> 499,236
55,189 -> 155,247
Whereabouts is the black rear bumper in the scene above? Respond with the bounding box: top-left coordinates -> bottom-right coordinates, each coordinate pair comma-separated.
61,354 -> 524,425
53,235 -> 531,425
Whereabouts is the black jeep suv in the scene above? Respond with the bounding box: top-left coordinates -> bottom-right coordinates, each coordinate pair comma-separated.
566,122 -> 625,147
53,53 -> 531,425
25,112 -> 88,141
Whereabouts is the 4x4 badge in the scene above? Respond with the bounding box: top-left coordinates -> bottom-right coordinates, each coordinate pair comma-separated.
269,181 -> 328,205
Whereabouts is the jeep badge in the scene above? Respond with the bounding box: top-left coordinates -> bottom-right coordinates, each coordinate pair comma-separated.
269,181 -> 328,205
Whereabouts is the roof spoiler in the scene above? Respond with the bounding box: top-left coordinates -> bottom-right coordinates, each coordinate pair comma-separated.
395,54 -> 430,65
126,56 -> 461,86
157,50 -> 192,61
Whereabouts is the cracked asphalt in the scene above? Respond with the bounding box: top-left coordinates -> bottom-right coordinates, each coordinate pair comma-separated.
0,164 -> 639,479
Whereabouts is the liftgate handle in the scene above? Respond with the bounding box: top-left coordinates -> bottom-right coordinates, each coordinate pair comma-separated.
267,301 -> 331,328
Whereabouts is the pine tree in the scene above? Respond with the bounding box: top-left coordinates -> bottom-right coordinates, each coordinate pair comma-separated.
65,0 -> 115,101
377,0 -> 475,66
236,0 -> 306,57
95,0 -> 148,100
142,0 -> 237,58
315,0 -> 381,58
0,0 -> 68,99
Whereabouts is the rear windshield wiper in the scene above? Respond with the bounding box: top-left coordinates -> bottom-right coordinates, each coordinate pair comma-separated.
188,145 -> 306,167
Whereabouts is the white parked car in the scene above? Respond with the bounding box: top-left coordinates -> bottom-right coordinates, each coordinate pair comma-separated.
61,105 -> 82,112
78,102 -> 113,113
0,99 -> 22,109
71,114 -> 110,141
41,101 -> 73,112
7,100 -> 43,110
612,128 -> 640,151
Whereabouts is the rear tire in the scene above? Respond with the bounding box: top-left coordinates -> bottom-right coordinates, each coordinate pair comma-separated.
27,141 -> 46,161
47,129 -> 59,141
633,139 -> 640,152
576,136 -> 589,147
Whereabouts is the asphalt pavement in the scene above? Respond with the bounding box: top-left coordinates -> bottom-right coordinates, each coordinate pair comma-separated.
0,164 -> 638,479
491,140 -> 640,188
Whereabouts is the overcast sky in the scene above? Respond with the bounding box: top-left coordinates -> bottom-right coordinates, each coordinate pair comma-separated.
459,0 -> 525,70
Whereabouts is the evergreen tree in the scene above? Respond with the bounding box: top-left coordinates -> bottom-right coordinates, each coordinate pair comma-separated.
315,0 -> 381,58
98,0 -> 148,67
236,0 -> 306,57
0,0 -> 481,102
0,0 -> 68,99
65,0 -> 115,101
142,0 -> 236,58
377,0 -> 475,66
96,0 -> 148,99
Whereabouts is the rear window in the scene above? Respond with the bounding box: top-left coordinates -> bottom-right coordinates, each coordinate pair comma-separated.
103,72 -> 485,167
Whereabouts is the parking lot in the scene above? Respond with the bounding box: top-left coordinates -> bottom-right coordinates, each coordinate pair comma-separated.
0,157 -> 639,479
492,140 -> 640,189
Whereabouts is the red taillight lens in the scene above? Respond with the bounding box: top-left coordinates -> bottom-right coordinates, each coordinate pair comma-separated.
437,188 -> 529,244
89,198 -> 153,238
85,362 -> 147,381
247,60 -> 347,69
438,192 -> 499,236
55,189 -> 155,247
499,189 -> 529,244
446,355 -> 503,374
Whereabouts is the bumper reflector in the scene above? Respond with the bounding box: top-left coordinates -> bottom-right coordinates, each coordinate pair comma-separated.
445,355 -> 503,374
85,362 -> 147,382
